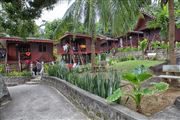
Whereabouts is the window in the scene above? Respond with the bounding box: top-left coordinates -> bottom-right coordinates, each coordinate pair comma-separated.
39,44 -> 47,52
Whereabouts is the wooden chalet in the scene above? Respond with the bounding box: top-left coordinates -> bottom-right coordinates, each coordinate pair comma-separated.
56,32 -> 118,64
117,12 -> 180,48
117,31 -> 144,48
0,37 -> 54,71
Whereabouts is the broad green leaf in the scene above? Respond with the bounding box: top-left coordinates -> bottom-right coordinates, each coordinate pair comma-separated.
142,88 -> 154,95
136,72 -> 152,82
106,88 -> 123,102
152,82 -> 169,92
122,73 -> 138,85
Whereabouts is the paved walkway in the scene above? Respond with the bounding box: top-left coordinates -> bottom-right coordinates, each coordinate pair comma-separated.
151,106 -> 180,120
0,83 -> 90,120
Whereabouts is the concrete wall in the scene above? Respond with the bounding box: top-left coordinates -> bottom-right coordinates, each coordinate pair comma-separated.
3,77 -> 31,86
0,77 -> 11,106
42,76 -> 148,120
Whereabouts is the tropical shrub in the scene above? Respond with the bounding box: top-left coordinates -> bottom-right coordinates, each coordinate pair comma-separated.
47,62 -> 69,79
78,70 -> 121,98
176,42 -> 180,48
6,71 -> 31,77
106,66 -> 169,113
0,64 -> 5,74
101,53 -> 107,61
47,62 -> 121,99
118,47 -> 139,52
139,39 -> 148,52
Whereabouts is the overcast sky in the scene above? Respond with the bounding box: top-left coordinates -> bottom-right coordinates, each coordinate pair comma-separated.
35,1 -> 73,26
35,0 -> 156,26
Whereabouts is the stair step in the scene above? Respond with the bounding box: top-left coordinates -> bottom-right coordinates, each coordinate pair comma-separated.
26,81 -> 40,85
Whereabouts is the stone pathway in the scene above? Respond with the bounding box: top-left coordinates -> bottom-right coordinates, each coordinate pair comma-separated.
0,78 -> 90,120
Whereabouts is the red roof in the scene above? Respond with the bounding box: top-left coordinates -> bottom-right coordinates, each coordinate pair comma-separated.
60,32 -> 117,41
0,37 -> 53,43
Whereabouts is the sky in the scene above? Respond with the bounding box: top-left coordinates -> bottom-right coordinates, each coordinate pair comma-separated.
35,0 -> 156,26
35,1 -> 73,26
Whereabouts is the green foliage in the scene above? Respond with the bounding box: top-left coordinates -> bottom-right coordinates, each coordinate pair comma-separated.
53,16 -> 85,40
0,64 -> 5,74
47,62 -> 69,79
44,19 -> 62,39
47,62 -> 121,99
112,60 -> 164,75
151,41 -> 169,50
139,39 -> 148,52
106,66 -> 169,112
101,53 -> 107,61
117,47 -> 139,52
1,0 -> 59,20
5,71 -> 31,77
106,88 -> 122,102
148,5 -> 169,40
176,42 -> 180,48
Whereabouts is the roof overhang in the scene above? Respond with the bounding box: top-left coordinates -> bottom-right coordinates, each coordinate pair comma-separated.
0,37 -> 53,43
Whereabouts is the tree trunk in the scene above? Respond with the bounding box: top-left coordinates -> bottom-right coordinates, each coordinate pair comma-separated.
168,0 -> 176,65
89,0 -> 96,71
91,35 -> 96,69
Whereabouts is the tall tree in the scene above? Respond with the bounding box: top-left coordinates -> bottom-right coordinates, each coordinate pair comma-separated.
0,0 -> 59,38
168,0 -> 176,64
44,19 -> 62,39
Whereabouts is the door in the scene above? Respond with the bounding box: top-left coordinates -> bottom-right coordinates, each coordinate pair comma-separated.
8,43 -> 17,61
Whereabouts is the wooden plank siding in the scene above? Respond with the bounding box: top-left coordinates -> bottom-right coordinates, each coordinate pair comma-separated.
0,37 -> 54,64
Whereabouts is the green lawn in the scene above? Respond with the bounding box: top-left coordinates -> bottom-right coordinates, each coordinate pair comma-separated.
111,60 -> 164,74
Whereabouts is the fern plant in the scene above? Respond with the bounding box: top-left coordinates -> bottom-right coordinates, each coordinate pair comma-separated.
106,66 -> 169,113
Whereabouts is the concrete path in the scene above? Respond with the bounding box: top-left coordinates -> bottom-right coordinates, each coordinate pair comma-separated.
0,84 -> 90,120
151,106 -> 180,120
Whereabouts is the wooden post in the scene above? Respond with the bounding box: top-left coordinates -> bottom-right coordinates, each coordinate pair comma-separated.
18,51 -> 21,71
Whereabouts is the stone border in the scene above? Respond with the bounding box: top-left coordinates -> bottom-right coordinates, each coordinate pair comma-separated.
42,76 -> 148,120
0,78 -> 11,106
3,77 -> 31,86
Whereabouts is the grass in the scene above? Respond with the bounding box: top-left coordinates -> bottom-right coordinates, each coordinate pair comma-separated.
111,60 -> 164,74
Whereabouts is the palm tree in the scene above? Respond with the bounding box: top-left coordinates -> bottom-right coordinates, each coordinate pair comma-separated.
57,0 -> 150,69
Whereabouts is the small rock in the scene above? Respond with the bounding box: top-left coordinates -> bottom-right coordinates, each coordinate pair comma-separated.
174,96 -> 180,110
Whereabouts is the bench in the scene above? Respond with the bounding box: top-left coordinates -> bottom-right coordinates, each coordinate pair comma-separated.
158,65 -> 180,80
147,53 -> 157,59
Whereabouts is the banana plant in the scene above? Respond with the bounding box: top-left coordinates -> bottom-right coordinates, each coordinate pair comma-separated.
106,67 -> 169,113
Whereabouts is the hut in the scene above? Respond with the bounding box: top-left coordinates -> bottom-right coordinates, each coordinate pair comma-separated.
0,37 -> 54,71
117,12 -> 180,48
56,32 -> 118,64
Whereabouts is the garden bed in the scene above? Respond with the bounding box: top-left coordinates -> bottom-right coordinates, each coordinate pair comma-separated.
121,82 -> 180,116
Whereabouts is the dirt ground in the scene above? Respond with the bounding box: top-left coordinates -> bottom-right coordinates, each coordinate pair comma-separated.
121,83 -> 180,116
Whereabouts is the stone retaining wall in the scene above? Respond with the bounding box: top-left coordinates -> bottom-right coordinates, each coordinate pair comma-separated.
0,78 -> 11,106
3,77 -> 31,86
42,76 -> 148,120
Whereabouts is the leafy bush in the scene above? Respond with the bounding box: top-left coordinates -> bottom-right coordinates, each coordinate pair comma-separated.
151,41 -> 169,50
47,62 -> 69,79
101,53 -> 107,61
0,64 -> 5,74
106,66 -> 169,113
118,47 -> 139,52
6,71 -> 31,77
47,62 -> 121,99
139,39 -> 148,52
176,42 -> 180,48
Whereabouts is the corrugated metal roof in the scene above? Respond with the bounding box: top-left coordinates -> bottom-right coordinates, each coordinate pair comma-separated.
0,37 -> 53,43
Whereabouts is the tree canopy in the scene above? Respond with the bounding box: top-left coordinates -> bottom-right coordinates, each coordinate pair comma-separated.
0,0 -> 59,38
